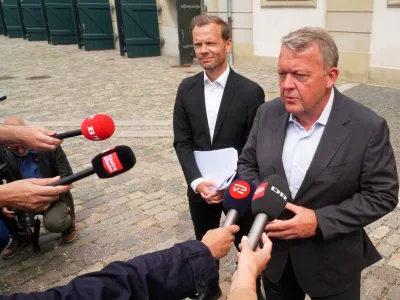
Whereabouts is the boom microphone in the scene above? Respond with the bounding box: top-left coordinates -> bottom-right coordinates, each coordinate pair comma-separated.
53,114 -> 115,140
248,174 -> 290,250
49,145 -> 136,186
222,179 -> 256,227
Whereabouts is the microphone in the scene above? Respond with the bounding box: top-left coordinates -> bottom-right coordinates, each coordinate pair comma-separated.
248,174 -> 290,250
0,96 -> 7,102
53,114 -> 115,140
222,179 -> 256,227
48,145 -> 136,186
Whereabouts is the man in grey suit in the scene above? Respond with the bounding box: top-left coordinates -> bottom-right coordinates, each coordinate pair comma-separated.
238,27 -> 399,300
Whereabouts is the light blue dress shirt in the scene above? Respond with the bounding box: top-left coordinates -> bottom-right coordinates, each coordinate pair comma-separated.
282,89 -> 334,199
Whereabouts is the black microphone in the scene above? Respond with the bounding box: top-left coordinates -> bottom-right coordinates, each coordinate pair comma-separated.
49,145 -> 136,186
0,96 -> 7,102
248,174 -> 291,250
222,179 -> 256,227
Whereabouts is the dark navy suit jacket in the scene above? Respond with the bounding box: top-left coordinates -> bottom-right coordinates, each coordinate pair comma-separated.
2,240 -> 218,300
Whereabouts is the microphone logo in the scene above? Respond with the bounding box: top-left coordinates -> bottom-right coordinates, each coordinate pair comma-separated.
253,182 -> 268,200
87,126 -> 100,141
271,186 -> 288,201
229,181 -> 250,199
102,153 -> 123,174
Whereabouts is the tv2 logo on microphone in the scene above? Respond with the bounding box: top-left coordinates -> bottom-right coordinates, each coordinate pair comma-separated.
229,181 -> 250,199
102,153 -> 123,174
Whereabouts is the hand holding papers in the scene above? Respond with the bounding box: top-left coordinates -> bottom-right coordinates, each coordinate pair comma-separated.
194,148 -> 238,191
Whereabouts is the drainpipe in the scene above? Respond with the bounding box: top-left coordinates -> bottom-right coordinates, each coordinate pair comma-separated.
227,0 -> 233,66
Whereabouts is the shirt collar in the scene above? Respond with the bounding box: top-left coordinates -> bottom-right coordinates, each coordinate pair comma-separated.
204,65 -> 230,88
289,88 -> 335,126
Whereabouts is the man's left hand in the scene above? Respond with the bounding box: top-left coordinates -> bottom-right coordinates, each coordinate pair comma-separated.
266,203 -> 318,240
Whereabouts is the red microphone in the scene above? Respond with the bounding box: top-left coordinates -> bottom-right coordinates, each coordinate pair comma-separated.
53,114 -> 115,140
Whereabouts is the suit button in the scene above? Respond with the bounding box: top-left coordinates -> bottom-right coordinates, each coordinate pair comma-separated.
199,279 -> 206,287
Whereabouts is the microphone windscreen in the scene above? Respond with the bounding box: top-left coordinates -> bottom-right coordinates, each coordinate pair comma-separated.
91,145 -> 136,178
223,179 -> 256,214
251,174 -> 291,220
81,114 -> 115,141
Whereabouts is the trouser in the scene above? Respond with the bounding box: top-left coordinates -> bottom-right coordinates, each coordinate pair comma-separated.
263,257 -> 361,300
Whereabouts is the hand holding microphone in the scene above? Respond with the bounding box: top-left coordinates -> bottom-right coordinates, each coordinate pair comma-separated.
48,145 -> 136,186
53,114 -> 115,141
222,179 -> 256,227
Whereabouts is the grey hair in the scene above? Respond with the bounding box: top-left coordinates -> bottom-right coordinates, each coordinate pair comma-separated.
282,27 -> 339,72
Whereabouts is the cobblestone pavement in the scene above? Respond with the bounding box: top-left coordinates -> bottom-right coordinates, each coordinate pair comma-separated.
0,36 -> 400,299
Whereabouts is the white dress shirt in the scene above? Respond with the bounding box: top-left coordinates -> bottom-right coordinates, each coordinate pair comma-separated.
190,65 -> 231,193
282,89 -> 335,199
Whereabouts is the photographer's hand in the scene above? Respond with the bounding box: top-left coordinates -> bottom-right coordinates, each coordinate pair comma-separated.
2,207 -> 16,219
0,177 -> 72,212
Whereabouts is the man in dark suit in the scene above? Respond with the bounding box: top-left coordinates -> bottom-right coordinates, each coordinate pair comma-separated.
173,15 -> 265,300
238,27 -> 399,300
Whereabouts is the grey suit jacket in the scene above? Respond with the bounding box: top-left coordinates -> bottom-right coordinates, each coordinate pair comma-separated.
238,88 -> 399,297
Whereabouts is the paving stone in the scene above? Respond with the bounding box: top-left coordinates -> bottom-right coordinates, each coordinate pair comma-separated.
77,262 -> 104,276
387,286 -> 400,300
389,249 -> 400,270
361,277 -> 387,298
386,233 -> 400,247
103,251 -> 131,265
373,265 -> 400,285
371,226 -> 391,240
378,242 -> 397,258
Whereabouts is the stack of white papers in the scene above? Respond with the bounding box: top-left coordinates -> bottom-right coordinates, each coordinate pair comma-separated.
194,148 -> 238,191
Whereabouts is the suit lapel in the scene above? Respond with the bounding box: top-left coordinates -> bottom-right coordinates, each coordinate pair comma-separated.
273,106 -> 290,182
211,70 -> 237,144
194,73 -> 212,147
294,90 -> 350,201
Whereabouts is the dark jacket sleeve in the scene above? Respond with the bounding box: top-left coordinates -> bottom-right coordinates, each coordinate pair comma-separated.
173,80 -> 202,185
49,146 -> 73,178
2,240 -> 219,300
315,119 -> 399,240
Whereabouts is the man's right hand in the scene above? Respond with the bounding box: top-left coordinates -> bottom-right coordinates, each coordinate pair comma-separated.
196,181 -> 218,204
230,234 -> 272,293
16,125 -> 62,152
3,177 -> 72,212
201,225 -> 240,260
2,207 -> 16,219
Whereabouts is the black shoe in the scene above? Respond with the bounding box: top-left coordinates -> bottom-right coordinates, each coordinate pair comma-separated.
196,286 -> 222,300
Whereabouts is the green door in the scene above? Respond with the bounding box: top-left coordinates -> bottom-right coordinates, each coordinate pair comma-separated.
45,0 -> 79,44
77,0 -> 114,50
21,0 -> 48,40
0,1 -> 7,35
121,0 -> 160,58
177,0 -> 201,65
2,0 -> 26,38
